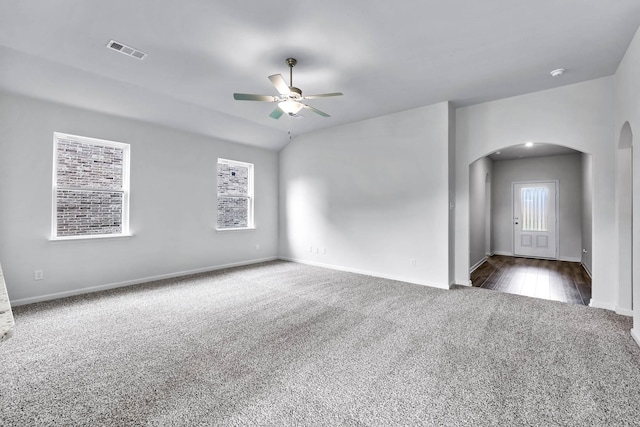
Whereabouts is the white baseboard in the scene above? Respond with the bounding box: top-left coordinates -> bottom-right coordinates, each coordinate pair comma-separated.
615,307 -> 634,317
558,256 -> 581,263
10,257 -> 279,307
455,280 -> 472,287
581,263 -> 592,278
589,298 -> 616,311
279,257 -> 449,290
469,257 -> 488,274
492,251 -> 513,256
632,328 -> 640,348
491,251 -> 581,263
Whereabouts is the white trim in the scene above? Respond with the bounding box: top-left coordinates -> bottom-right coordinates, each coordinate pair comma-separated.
54,132 -> 129,149
50,234 -> 134,243
589,298 -> 616,311
217,158 -> 254,230
512,180 -> 560,259
279,257 -> 449,290
470,256 -> 488,273
631,328 -> 640,348
52,132 -> 130,239
492,250 -> 513,256
558,256 -> 582,263
215,227 -> 256,232
10,257 -> 278,307
455,280 -> 473,287
491,251 -> 580,263
581,262 -> 592,278
615,307 -> 634,317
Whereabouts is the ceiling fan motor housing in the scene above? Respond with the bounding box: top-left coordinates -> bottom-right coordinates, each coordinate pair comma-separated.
288,86 -> 302,99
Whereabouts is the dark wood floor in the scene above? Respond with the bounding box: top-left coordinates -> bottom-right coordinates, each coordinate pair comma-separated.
471,255 -> 591,306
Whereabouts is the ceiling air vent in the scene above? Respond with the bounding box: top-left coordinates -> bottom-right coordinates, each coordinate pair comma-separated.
107,40 -> 147,60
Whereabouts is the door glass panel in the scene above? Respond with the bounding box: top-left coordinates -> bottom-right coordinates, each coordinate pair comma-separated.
521,187 -> 548,231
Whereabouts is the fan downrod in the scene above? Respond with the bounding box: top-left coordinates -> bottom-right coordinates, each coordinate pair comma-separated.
285,58 -> 297,88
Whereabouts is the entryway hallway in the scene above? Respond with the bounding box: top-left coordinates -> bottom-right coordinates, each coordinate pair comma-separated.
471,255 -> 591,306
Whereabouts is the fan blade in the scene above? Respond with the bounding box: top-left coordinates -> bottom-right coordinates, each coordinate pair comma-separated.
233,93 -> 276,102
302,92 -> 343,100
303,104 -> 330,117
269,107 -> 284,119
268,74 -> 290,95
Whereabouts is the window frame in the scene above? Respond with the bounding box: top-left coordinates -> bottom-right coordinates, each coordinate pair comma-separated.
216,158 -> 255,231
51,132 -> 131,241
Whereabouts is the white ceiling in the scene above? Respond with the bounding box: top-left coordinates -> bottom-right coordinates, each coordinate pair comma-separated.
488,143 -> 580,161
1,0 -> 639,151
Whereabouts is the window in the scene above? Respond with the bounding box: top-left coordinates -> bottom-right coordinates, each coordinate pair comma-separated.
520,187 -> 548,232
217,158 -> 254,230
52,132 -> 130,239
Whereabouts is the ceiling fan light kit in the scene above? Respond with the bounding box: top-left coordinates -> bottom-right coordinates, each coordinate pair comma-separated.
233,58 -> 343,119
279,100 -> 304,115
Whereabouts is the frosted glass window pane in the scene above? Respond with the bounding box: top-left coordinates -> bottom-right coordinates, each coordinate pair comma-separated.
521,187 -> 548,232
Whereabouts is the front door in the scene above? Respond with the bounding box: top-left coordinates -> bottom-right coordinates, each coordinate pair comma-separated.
513,181 -> 557,259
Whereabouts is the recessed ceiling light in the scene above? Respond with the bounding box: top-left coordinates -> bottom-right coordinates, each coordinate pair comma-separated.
550,68 -> 565,77
495,151 -> 501,155
525,142 -> 534,147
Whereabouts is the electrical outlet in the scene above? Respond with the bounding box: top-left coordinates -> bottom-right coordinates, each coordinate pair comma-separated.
309,245 -> 313,253
256,244 -> 260,251
34,269 -> 44,281
409,258 -> 416,267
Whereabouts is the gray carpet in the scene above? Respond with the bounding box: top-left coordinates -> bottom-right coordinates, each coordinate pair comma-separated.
1,261 -> 639,426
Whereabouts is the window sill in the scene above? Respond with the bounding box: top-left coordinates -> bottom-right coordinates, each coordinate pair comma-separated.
50,234 -> 134,243
215,227 -> 256,232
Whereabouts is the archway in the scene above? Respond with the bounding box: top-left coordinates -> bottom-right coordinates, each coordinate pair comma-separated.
468,142 -> 592,304
617,122 -> 633,314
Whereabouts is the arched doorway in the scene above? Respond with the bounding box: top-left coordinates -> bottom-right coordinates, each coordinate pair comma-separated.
469,142 -> 592,305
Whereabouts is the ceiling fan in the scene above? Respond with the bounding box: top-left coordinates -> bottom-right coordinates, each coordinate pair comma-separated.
233,58 -> 343,119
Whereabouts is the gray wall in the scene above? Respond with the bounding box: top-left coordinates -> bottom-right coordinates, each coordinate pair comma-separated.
616,141 -> 633,314
614,25 -> 640,335
279,102 -> 452,288
469,157 -> 492,270
455,77 -> 615,307
491,154 -> 583,261
448,104 -> 456,284
0,92 -> 279,304
581,153 -> 593,274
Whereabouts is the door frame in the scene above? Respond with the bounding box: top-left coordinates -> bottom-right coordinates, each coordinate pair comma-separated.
511,179 -> 559,260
